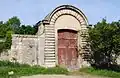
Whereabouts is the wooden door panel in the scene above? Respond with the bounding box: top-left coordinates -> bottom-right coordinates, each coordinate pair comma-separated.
67,48 -> 77,66
69,39 -> 77,48
58,48 -> 66,65
58,29 -> 78,67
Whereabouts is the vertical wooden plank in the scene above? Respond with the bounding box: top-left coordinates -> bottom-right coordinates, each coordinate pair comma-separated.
58,29 -> 78,68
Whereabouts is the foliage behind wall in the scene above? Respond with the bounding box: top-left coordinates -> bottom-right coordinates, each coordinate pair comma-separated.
0,16 -> 37,53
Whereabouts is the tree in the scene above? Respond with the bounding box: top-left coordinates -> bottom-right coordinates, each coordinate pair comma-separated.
0,16 -> 20,52
4,31 -> 13,49
0,16 -> 37,53
19,25 -> 36,35
24,25 -> 36,35
6,16 -> 21,34
0,21 -> 12,52
88,19 -> 120,68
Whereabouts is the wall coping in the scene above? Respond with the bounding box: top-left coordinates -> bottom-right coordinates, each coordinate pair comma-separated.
12,34 -> 38,38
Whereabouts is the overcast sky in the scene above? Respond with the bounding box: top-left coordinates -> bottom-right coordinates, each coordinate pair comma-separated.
0,0 -> 120,25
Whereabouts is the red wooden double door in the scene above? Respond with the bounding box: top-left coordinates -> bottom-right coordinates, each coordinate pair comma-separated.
58,29 -> 78,67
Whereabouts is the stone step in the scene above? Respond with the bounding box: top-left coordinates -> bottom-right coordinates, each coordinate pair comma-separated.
84,49 -> 90,51
45,51 -> 55,54
45,34 -> 55,37
44,62 -> 56,67
45,63 -> 56,65
45,36 -> 55,38
45,45 -> 55,48
44,59 -> 56,62
45,42 -> 55,45
45,38 -> 55,41
45,62 -> 56,64
82,52 -> 90,54
45,34 -> 55,36
45,30 -> 55,33
45,64 -> 56,67
45,29 -> 54,32
45,43 -> 55,46
81,42 -> 87,45
45,26 -> 54,29
45,27 -> 54,29
45,51 -> 55,56
45,25 -> 54,28
45,36 -> 55,39
45,40 -> 55,43
45,57 -> 56,59
81,41 -> 87,43
45,37 -> 55,39
45,53 -> 55,57
45,59 -> 56,61
45,42 -> 55,46
45,27 -> 54,30
81,39 -> 89,42
45,33 -> 55,35
45,44 -> 55,46
81,27 -> 87,30
45,48 -> 55,51
45,47 -> 55,49
45,41 -> 55,43
45,28 -> 55,32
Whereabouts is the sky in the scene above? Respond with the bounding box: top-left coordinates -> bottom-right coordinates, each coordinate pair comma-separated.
0,0 -> 120,25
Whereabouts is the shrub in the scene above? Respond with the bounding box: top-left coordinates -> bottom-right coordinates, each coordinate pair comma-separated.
88,19 -> 120,68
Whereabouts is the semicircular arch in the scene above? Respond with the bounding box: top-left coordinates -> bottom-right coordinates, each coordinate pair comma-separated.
45,5 -> 88,26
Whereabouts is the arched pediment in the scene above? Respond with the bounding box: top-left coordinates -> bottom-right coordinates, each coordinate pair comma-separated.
44,5 -> 88,26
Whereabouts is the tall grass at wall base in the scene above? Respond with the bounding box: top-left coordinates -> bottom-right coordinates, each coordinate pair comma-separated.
0,60 -> 30,67
0,61 -> 68,77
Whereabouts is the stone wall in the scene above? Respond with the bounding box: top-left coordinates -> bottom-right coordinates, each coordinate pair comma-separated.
0,51 -> 10,61
10,34 -> 38,65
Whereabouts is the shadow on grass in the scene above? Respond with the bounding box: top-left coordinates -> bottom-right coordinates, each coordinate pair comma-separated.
91,64 -> 120,72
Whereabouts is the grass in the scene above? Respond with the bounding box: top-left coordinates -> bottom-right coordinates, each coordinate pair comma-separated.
1,60 -> 120,78
0,61 -> 68,78
79,67 -> 120,78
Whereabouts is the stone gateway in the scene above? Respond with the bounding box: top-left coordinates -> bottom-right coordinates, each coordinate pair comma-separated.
10,5 -> 90,69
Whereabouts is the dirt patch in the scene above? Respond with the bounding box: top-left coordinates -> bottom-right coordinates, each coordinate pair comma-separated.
21,74 -> 109,78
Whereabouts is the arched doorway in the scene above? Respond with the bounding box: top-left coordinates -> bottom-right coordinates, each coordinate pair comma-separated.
58,29 -> 78,68
39,5 -> 89,68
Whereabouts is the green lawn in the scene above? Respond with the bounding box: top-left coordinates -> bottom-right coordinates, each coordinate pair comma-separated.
79,67 -> 120,78
0,66 -> 69,78
0,61 -> 68,78
1,60 -> 120,78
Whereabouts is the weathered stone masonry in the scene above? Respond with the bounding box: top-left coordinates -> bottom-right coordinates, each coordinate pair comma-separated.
11,35 -> 38,65
10,5 -> 91,69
